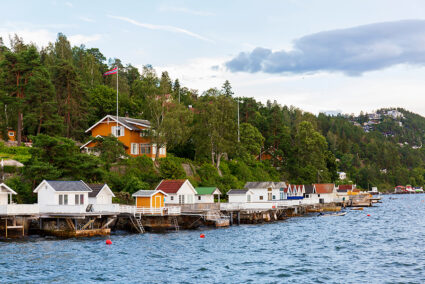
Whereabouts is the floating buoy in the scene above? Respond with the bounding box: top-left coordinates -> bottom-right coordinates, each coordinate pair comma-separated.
200,234 -> 205,238
367,214 -> 371,217
106,239 -> 112,245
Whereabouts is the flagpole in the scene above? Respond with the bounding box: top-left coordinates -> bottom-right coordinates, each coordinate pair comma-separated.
116,67 -> 119,134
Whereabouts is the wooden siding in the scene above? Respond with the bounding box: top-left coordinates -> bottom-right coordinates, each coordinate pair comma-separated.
136,192 -> 165,208
86,118 -> 166,158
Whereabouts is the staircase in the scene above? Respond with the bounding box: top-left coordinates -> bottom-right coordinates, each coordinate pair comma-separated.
130,216 -> 145,234
171,216 -> 179,232
205,210 -> 230,227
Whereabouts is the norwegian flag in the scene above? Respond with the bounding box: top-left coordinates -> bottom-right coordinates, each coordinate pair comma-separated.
103,67 -> 118,76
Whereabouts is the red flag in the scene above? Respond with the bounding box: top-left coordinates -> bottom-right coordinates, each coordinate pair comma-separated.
103,67 -> 118,76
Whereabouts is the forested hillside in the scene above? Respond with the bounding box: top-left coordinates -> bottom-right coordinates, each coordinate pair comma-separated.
1,33 -> 425,202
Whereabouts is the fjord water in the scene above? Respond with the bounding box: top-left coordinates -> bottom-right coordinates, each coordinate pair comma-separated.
1,195 -> 425,283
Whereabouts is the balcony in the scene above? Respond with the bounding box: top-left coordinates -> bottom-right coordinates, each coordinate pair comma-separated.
0,204 -> 39,215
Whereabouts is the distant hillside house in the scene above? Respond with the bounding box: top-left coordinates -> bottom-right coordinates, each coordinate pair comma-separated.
81,115 -> 166,159
0,128 -> 16,142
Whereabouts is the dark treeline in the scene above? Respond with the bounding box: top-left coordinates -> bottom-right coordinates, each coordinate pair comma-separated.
1,33 -> 425,202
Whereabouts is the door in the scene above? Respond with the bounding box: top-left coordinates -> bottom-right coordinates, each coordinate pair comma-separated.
154,195 -> 162,208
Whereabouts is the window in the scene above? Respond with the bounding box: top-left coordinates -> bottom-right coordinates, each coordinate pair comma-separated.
178,195 -> 185,204
131,143 -> 139,155
259,196 -> 263,200
59,195 -> 63,205
280,188 -> 284,200
170,196 -> 174,201
140,144 -> 151,154
198,196 -> 201,201
247,195 -> 251,202
272,195 -> 276,200
111,126 -> 124,137
152,145 -> 157,154
64,194 -> 68,205
140,130 -> 149,137
318,194 -> 321,197
8,132 -> 14,137
75,194 -> 84,205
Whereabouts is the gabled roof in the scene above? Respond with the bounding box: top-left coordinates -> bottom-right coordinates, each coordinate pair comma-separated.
244,181 -> 287,189
227,189 -> 250,195
87,183 -> 115,198
0,183 -> 17,195
314,184 -> 335,194
244,182 -> 275,189
338,184 -> 355,191
155,179 -> 187,194
34,180 -> 92,193
274,182 -> 287,189
132,190 -> 168,197
195,187 -> 222,195
85,115 -> 151,133
304,185 -> 315,194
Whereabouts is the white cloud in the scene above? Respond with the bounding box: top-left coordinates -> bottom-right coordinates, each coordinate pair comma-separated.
0,28 -> 102,48
68,34 -> 102,46
159,5 -> 215,16
108,15 -> 214,43
0,29 -> 56,48
154,57 -> 425,117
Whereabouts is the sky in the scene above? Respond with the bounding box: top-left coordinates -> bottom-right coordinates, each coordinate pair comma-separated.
2,0 -> 425,116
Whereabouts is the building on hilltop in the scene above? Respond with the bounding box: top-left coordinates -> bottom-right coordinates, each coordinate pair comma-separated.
80,115 -> 166,159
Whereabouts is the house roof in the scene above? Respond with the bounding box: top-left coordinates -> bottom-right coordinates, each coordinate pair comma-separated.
244,181 -> 287,189
155,180 -> 186,194
227,189 -> 249,195
314,184 -> 335,194
195,187 -> 221,195
86,183 -> 115,198
338,184 -> 354,190
304,185 -> 315,194
0,183 -> 17,195
45,181 -> 92,192
133,190 -> 168,197
85,115 -> 151,133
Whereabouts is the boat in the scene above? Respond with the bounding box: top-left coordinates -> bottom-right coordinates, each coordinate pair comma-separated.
318,212 -> 347,217
351,207 -> 363,211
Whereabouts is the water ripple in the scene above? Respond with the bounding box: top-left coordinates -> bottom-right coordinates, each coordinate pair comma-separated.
1,195 -> 425,283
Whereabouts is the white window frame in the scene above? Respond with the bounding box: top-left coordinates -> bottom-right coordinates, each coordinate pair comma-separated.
131,143 -> 139,155
8,132 -> 14,137
112,126 -> 125,137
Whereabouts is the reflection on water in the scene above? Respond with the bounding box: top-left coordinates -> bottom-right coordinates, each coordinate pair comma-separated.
1,195 -> 425,283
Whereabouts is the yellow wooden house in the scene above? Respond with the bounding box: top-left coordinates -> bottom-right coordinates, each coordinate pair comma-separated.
132,190 -> 168,208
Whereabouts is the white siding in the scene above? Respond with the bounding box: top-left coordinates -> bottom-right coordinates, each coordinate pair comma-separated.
0,194 -> 8,205
165,193 -> 178,204
196,195 -> 214,203
228,194 -> 248,203
163,180 -> 197,204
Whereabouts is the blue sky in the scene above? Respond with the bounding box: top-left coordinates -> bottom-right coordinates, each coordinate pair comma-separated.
2,0 -> 425,115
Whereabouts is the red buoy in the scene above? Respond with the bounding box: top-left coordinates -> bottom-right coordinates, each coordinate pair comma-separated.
200,234 -> 205,238
106,239 -> 112,245
367,214 -> 371,217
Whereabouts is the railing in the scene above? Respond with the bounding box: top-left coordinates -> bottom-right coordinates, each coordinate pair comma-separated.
92,204 -> 120,213
119,205 -> 181,216
0,204 -> 39,215
39,205 -> 87,214
173,203 -> 220,212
